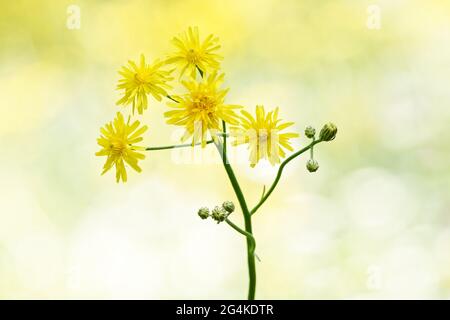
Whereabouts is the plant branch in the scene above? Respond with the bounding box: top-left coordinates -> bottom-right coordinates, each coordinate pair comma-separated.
250,139 -> 323,216
226,218 -> 256,254
144,140 -> 214,151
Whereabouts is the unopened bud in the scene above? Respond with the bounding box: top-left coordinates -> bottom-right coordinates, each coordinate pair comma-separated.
222,201 -> 235,213
211,206 -> 227,223
319,123 -> 337,141
305,126 -> 316,139
306,159 -> 319,172
197,207 -> 210,220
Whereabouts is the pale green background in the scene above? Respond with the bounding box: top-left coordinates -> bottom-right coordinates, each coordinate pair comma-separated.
1,0 -> 449,299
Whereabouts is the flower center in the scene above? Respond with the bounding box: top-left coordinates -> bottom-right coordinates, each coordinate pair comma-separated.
134,72 -> 148,85
110,139 -> 127,156
186,49 -> 199,64
193,95 -> 215,113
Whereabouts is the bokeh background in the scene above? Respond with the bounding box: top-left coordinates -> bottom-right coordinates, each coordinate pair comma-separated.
1,0 -> 450,299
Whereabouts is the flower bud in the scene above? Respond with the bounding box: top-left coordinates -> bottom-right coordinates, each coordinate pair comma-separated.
306,159 -> 319,172
211,206 -> 227,223
304,126 -> 316,139
319,123 -> 337,141
222,201 -> 235,213
197,207 -> 210,219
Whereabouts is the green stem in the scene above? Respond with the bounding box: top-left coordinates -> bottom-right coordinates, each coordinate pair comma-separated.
144,140 -> 214,151
250,139 -> 323,215
216,121 -> 256,300
222,123 -> 227,162
225,218 -> 256,255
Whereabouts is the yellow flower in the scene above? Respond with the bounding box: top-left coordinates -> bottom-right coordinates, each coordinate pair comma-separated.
116,54 -> 173,115
96,112 -> 148,183
166,26 -> 222,78
164,73 -> 241,147
231,106 -> 299,167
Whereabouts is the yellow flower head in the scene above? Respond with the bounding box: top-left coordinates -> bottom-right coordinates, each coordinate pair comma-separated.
164,73 -> 241,147
116,54 -> 173,115
232,106 -> 299,167
96,112 -> 148,183
166,26 -> 222,78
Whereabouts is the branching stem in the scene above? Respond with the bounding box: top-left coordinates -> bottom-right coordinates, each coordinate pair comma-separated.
250,139 -> 323,215
225,218 -> 256,255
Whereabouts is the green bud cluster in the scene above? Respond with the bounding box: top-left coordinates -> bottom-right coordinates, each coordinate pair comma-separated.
303,123 -> 337,173
197,201 -> 235,223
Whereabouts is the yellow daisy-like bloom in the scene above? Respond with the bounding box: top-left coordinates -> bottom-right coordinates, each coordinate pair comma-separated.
231,106 -> 299,167
166,26 -> 222,78
96,112 -> 148,183
116,54 -> 173,115
164,73 -> 242,146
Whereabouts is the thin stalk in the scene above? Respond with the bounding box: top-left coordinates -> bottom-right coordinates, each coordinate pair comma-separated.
216,121 -> 256,300
225,218 -> 256,255
250,139 -> 323,215
144,140 -> 214,151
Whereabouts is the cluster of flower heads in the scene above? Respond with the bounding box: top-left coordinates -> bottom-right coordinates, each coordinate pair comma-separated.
96,26 -> 300,182
197,201 -> 235,224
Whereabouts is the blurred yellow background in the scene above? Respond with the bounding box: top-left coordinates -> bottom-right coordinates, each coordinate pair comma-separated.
1,0 -> 450,299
